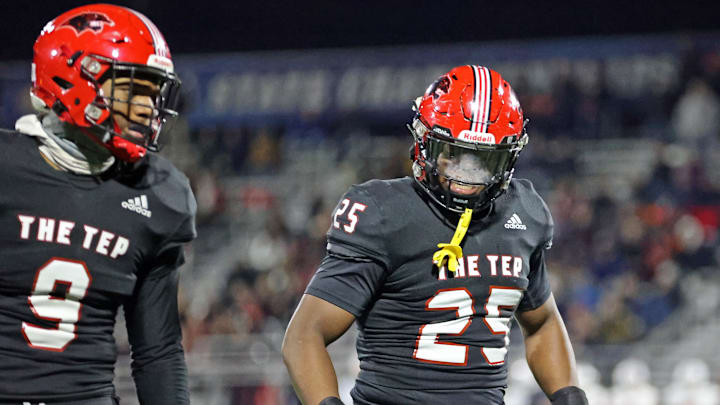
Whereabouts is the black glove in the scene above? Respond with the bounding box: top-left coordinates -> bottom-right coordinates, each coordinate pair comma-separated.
318,397 -> 345,405
549,386 -> 588,405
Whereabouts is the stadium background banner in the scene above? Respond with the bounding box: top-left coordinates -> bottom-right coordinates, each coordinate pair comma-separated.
1,33 -> 719,129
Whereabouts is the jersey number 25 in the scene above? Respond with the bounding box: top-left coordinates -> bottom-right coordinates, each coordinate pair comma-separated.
413,286 -> 522,366
333,198 -> 367,234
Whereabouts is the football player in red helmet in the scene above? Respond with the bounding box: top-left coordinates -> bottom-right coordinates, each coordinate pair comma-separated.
284,66 -> 587,405
0,4 -> 194,404
30,3 -> 181,165
409,65 -> 528,213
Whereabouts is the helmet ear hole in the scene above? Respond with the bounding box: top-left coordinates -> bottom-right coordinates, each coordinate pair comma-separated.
66,50 -> 83,67
52,76 -> 74,90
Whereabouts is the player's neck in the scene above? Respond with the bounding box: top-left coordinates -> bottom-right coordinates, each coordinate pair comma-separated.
40,113 -> 115,174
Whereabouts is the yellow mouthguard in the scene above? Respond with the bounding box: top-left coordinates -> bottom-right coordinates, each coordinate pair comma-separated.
432,208 -> 473,272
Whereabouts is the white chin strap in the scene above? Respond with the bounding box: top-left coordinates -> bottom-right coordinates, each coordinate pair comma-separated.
15,114 -> 115,175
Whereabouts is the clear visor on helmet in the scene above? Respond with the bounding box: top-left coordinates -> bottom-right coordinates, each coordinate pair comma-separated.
426,137 -> 515,186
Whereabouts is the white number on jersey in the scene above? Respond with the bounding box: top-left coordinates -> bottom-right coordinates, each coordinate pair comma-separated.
333,198 -> 367,234
22,258 -> 92,351
413,288 -> 475,365
481,286 -> 523,365
413,286 -> 522,366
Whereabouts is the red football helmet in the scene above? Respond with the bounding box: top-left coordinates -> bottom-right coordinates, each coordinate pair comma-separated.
31,4 -> 181,162
409,65 -> 528,213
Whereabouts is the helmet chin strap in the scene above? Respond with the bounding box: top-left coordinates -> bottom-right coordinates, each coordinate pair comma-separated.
95,114 -> 149,163
433,208 -> 473,273
108,135 -> 146,162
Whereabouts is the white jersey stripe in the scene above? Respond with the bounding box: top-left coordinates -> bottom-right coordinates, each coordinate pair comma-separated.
140,195 -> 148,209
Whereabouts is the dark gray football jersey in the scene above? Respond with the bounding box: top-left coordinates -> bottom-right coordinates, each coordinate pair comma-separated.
0,130 -> 196,401
306,177 -> 553,403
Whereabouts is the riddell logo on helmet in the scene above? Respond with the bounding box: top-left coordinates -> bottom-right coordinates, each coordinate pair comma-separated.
147,54 -> 174,73
458,130 -> 496,145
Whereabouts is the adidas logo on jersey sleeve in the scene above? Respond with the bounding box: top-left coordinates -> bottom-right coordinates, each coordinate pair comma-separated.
504,213 -> 526,230
121,195 -> 152,218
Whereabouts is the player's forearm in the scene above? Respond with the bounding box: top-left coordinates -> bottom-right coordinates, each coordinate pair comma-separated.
125,267 -> 189,404
282,330 -> 341,405
132,350 -> 189,404
523,313 -> 578,396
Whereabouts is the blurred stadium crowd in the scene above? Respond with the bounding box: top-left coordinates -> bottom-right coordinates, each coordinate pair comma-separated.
101,36 -> 720,404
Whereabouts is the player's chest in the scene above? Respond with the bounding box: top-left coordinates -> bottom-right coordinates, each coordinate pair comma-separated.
0,177 -> 160,296
386,225 -> 537,299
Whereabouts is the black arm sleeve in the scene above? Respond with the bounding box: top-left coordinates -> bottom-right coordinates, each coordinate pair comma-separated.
124,245 -> 189,405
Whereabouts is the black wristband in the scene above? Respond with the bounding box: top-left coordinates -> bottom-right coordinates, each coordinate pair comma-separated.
318,397 -> 345,405
549,386 -> 588,405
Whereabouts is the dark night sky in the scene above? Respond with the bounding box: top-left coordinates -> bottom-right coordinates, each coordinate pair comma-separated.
1,0 -> 718,61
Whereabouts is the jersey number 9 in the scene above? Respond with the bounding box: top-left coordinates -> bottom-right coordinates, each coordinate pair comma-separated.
22,258 -> 92,352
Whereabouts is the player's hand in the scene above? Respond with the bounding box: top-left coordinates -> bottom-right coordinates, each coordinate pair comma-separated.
549,386 -> 588,405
